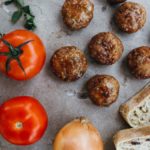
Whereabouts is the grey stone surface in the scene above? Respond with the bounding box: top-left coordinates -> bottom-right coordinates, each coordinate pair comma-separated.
0,0 -> 150,150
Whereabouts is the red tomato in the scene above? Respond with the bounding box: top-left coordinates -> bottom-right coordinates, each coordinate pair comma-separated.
0,96 -> 48,145
0,30 -> 46,80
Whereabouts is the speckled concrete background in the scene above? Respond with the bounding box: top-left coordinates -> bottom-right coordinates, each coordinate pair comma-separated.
0,0 -> 149,150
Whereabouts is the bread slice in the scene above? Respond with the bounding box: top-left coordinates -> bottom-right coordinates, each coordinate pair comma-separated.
113,126 -> 150,150
120,82 -> 150,128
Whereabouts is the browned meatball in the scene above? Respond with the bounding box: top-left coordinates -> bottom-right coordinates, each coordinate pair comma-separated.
109,0 -> 126,5
62,0 -> 94,30
87,75 -> 120,106
115,2 -> 146,33
127,46 -> 150,79
50,46 -> 88,81
88,32 -> 123,65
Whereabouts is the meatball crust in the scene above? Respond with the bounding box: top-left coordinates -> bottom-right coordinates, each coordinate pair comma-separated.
109,0 -> 126,5
88,32 -> 124,65
50,46 -> 88,81
127,46 -> 150,79
62,0 -> 94,30
115,2 -> 146,33
87,75 -> 120,106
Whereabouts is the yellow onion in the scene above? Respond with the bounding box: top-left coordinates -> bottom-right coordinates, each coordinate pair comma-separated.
53,117 -> 104,150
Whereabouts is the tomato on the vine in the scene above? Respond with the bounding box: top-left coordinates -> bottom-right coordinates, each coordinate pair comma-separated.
0,96 -> 48,145
0,30 -> 46,80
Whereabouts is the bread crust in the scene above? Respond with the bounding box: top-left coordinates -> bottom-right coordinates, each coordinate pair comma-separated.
120,82 -> 150,127
113,126 -> 150,149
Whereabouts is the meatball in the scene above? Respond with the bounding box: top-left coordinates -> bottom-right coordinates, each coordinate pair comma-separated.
88,32 -> 123,65
115,2 -> 146,33
127,46 -> 150,79
50,46 -> 88,81
109,0 -> 126,5
87,75 -> 120,106
62,0 -> 94,30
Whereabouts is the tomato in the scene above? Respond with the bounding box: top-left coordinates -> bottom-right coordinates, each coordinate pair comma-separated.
0,30 -> 46,80
0,96 -> 48,145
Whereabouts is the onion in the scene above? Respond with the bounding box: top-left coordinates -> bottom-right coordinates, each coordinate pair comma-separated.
53,117 -> 104,150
